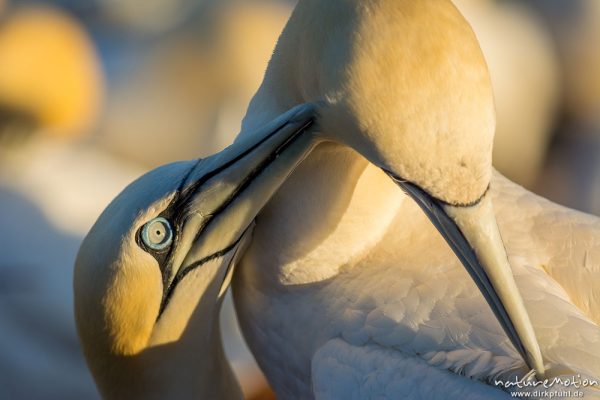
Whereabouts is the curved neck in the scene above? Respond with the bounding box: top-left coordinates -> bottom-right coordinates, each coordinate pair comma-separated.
234,141 -> 405,288
92,310 -> 242,400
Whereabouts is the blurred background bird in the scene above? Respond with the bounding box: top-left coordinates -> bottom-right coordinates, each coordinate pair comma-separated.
452,0 -> 561,188
0,4 -> 103,143
525,0 -> 600,215
0,0 -> 597,398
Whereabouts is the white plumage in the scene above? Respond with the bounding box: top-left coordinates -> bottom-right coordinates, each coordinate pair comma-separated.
232,0 -> 600,397
235,171 -> 600,397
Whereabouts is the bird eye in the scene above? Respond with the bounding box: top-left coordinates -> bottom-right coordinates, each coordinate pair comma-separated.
141,217 -> 173,251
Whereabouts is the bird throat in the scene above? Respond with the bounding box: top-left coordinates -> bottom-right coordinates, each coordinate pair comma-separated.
241,142 -> 407,287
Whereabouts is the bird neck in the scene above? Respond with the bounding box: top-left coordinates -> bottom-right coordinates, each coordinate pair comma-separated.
171,321 -> 241,400
92,306 -> 242,400
234,141 -> 405,288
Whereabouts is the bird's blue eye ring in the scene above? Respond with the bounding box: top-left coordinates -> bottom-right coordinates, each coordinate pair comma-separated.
141,217 -> 173,251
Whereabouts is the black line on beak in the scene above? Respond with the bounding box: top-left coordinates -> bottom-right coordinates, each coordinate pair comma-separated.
189,118 -> 314,244
157,111 -> 316,318
177,110 -> 314,212
158,232 -> 246,317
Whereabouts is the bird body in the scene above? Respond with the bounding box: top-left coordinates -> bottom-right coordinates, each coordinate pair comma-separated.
234,170 -> 600,397
232,0 -> 600,397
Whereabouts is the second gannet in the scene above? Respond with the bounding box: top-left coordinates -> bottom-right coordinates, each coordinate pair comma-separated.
74,105 -> 319,398
232,0 -> 600,398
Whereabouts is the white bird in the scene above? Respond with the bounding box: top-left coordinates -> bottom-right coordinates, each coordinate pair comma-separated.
526,0 -> 600,215
75,0 -> 600,398
231,0 -> 600,398
74,105 -> 321,398
527,0 -> 600,126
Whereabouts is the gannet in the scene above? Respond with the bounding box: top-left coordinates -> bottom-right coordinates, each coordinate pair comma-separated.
528,0 -> 600,125
0,5 -> 102,139
232,0 -> 600,397
74,105 -> 319,398
527,0 -> 600,215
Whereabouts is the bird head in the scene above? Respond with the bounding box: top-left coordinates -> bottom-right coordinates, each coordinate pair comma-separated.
74,104 -> 317,396
260,0 -> 494,206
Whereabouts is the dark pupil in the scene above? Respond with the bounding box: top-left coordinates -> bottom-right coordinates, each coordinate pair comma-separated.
150,223 -> 167,243
142,218 -> 172,250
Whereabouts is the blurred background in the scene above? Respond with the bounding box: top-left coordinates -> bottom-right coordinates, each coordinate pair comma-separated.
0,0 -> 598,398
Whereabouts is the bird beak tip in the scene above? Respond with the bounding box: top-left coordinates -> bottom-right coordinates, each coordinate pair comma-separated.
387,172 -> 545,377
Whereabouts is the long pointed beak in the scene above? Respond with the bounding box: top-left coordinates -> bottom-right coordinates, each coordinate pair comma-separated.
386,173 -> 545,378
159,103 -> 320,314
